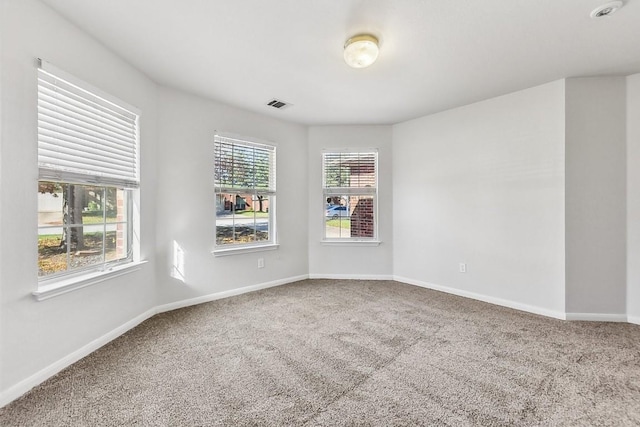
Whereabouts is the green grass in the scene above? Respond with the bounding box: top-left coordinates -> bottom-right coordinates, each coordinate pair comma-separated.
83,216 -> 108,224
38,234 -> 63,239
38,231 -> 106,242
82,210 -> 122,224
235,210 -> 269,218
326,219 -> 350,229
39,215 -> 117,225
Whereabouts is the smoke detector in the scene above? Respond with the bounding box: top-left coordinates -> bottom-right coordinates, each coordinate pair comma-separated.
590,1 -> 624,18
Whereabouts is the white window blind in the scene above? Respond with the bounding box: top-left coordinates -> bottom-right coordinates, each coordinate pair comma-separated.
37,60 -> 139,188
323,151 -> 377,194
214,135 -> 276,194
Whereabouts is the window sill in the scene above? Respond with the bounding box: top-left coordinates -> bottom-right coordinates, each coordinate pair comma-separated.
212,243 -> 279,257
33,261 -> 147,301
321,240 -> 382,247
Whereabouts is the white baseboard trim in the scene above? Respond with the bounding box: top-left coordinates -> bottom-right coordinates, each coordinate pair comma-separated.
565,313 -> 628,322
308,274 -> 394,281
0,307 -> 157,409
155,274 -> 309,314
393,275 -> 567,320
0,274 -> 309,409
4,273 -> 633,408
628,316 -> 640,325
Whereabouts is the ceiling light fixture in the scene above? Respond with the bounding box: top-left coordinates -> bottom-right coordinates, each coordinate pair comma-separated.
343,34 -> 379,69
590,1 -> 624,18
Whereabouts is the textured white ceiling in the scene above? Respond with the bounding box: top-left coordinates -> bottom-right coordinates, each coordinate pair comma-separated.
40,0 -> 640,125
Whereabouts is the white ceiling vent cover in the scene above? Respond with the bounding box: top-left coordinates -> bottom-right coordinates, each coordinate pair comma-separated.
266,98 -> 292,110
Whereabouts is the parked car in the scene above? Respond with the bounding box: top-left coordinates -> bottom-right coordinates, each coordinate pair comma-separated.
326,205 -> 349,220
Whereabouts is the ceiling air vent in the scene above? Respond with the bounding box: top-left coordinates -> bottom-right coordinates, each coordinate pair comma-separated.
266,98 -> 292,110
590,1 -> 623,18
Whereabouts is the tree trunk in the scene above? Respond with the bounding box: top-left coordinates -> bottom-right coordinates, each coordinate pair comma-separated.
68,185 -> 84,250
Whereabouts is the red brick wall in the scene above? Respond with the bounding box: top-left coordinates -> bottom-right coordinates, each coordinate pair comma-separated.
350,198 -> 374,237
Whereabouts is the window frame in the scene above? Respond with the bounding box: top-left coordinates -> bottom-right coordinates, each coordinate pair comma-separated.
213,133 -> 278,255
36,60 -> 141,293
37,182 -> 135,284
322,149 -> 379,243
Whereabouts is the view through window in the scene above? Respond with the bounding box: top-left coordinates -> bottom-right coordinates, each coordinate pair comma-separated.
38,184 -> 131,278
214,134 -> 276,249
322,150 -> 377,240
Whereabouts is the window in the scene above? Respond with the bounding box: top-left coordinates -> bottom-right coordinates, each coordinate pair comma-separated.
322,150 -> 377,241
214,134 -> 276,251
37,60 -> 139,283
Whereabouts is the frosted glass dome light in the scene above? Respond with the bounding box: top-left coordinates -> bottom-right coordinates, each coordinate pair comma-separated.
344,35 -> 379,68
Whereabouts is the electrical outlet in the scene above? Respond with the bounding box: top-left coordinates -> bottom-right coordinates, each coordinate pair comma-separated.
257,258 -> 265,269
459,263 -> 466,273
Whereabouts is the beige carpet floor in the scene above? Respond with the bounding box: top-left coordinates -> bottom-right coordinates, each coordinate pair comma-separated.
1,279 -> 640,426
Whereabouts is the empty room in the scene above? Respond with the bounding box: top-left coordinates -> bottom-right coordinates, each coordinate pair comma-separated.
1,0 -> 640,425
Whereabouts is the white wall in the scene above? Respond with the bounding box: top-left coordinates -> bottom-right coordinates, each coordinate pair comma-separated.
0,0 -> 636,410
628,73 -> 640,323
0,0 -> 158,398
565,77 -> 626,317
0,0 -> 4,403
155,87 -> 308,305
392,81 -> 566,316
307,126 -> 393,278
